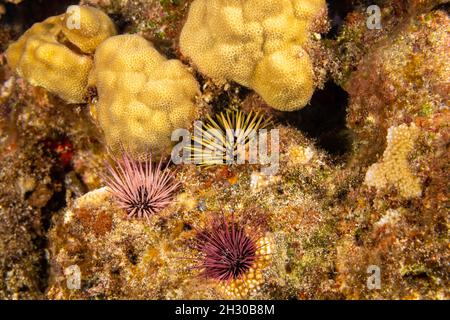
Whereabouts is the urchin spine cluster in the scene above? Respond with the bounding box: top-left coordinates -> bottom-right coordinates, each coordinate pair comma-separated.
104,152 -> 179,223
194,216 -> 272,298
188,109 -> 272,166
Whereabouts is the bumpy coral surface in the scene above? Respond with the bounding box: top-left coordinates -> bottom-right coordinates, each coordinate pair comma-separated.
5,5 -> 116,104
61,5 -> 117,54
365,123 -> 422,198
218,236 -> 272,299
180,0 -> 327,111
89,34 -> 200,160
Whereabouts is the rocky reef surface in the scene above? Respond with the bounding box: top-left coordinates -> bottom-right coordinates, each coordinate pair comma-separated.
0,0 -> 448,299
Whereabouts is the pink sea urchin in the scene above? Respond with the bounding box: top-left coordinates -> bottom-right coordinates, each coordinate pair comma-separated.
104,152 -> 180,223
195,215 -> 260,281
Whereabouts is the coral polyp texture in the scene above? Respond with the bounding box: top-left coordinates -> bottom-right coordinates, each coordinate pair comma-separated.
365,123 -> 422,198
104,152 -> 180,224
219,236 -> 271,299
89,34 -> 200,160
5,5 -> 116,103
61,5 -> 117,54
179,0 -> 327,111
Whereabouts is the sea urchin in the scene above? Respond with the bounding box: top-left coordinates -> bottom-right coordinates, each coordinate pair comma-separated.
104,152 -> 180,224
194,214 -> 272,298
195,215 -> 259,281
188,109 -> 272,166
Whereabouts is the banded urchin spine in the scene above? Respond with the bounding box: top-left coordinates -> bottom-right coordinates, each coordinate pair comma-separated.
188,109 -> 272,166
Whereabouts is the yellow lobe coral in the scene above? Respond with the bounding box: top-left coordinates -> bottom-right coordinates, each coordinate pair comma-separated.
365,123 -> 422,198
88,34 -> 200,160
179,0 -> 327,111
61,5 -> 117,54
5,5 -> 116,103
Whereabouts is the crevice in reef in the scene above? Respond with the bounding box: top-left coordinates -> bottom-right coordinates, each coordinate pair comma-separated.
326,0 -> 357,38
325,0 -> 384,38
34,138 -> 71,294
279,81 -> 352,161
433,2 -> 450,13
36,174 -> 67,294
2,0 -> 79,33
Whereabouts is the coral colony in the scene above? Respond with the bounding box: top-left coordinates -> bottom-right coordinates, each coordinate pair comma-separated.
1,0 -> 448,301
180,0 -> 327,111
5,5 -> 116,103
89,34 -> 200,161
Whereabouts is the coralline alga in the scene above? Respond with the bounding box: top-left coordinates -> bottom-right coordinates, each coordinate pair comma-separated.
88,34 -> 200,160
47,187 -> 274,299
5,5 -> 116,103
180,0 -> 328,111
344,9 -> 449,166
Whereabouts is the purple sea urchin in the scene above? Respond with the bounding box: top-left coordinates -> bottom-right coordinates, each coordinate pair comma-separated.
195,216 -> 259,281
104,152 -> 179,223
194,214 -> 273,298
